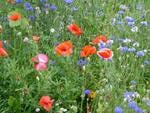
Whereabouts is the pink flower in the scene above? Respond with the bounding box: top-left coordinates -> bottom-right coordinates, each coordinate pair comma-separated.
32,54 -> 49,71
34,63 -> 47,71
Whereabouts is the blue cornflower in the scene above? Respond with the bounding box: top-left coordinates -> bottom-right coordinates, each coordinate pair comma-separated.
98,43 -> 106,49
128,21 -> 135,26
71,7 -> 78,11
128,101 -> 137,109
143,60 -> 150,65
84,90 -> 91,95
77,58 -> 88,67
51,5 -> 57,10
64,0 -> 73,4
136,51 -> 145,57
141,21 -> 148,26
44,4 -> 50,8
28,15 -> 35,21
115,106 -> 123,113
24,2 -> 34,11
40,0 -> 47,2
15,0 -> 22,3
117,10 -> 124,15
128,48 -> 136,52
119,46 -> 128,53
125,16 -> 135,22
124,91 -> 134,101
134,107 -> 143,113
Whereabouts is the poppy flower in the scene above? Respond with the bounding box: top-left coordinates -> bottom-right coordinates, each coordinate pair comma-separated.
0,41 -> 8,57
32,54 -> 48,71
67,23 -> 83,36
32,36 -> 40,43
32,54 -> 48,64
8,12 -> 21,22
55,41 -> 73,56
97,48 -> 113,60
34,63 -> 47,71
80,45 -> 96,57
39,96 -> 53,111
92,35 -> 108,44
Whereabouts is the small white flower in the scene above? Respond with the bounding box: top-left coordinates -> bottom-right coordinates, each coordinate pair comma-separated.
133,42 -> 139,47
131,26 -> 138,32
35,108 -> 40,112
23,37 -> 29,43
60,108 -> 67,112
120,4 -> 128,10
50,28 -> 55,33
36,76 -> 40,81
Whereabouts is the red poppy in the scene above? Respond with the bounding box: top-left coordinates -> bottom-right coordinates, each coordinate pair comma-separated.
97,48 -> 113,60
39,96 -> 53,111
92,35 -> 108,44
67,23 -> 83,36
8,12 -> 21,21
55,41 -> 73,56
80,45 -> 96,57
0,41 -> 8,57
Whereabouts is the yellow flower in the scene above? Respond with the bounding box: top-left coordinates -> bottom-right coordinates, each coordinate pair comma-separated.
89,91 -> 96,98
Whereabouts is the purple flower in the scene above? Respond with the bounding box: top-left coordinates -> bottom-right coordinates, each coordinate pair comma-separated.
136,51 -> 145,57
64,0 -> 73,4
28,15 -> 35,21
125,16 -> 135,22
128,48 -> 136,52
77,59 -> 88,67
40,0 -> 47,2
44,4 -> 50,8
119,46 -> 128,53
51,5 -> 57,10
115,106 -> 123,113
143,60 -> 150,65
117,10 -> 124,15
141,21 -> 148,26
128,101 -> 137,109
84,90 -> 91,95
15,0 -> 22,3
24,2 -> 34,11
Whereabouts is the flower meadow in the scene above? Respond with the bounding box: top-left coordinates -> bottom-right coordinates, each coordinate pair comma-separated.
0,0 -> 150,113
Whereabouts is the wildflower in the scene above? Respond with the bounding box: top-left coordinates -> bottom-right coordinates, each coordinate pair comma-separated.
131,26 -> 138,32
119,4 -> 128,10
60,108 -> 67,112
8,12 -> 21,21
128,101 -> 143,113
50,28 -> 55,33
143,60 -> 150,65
23,37 -> 29,43
77,58 -> 88,67
15,0 -> 22,3
136,51 -> 145,57
80,45 -> 96,57
84,89 -> 91,95
141,21 -> 148,26
119,46 -> 128,53
55,41 -> 73,56
128,48 -> 136,52
64,0 -> 73,4
24,2 -> 33,11
32,36 -> 40,43
29,15 -> 35,21
115,106 -> 123,113
50,5 -> 57,10
133,42 -> 139,47
67,23 -> 83,36
40,0 -> 47,2
125,16 -> 135,22
97,48 -> 113,60
39,96 -> 53,111
35,108 -> 40,112
32,54 -> 48,71
0,41 -> 8,57
117,10 -> 124,15
92,35 -> 107,44
89,91 -> 96,98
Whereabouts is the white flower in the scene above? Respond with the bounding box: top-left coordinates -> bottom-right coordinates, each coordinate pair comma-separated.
50,28 -> 55,33
131,26 -> 138,32
23,37 -> 29,43
133,42 -> 139,47
35,108 -> 40,112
